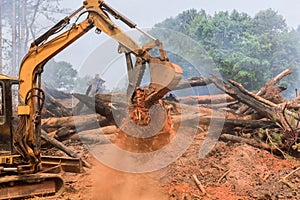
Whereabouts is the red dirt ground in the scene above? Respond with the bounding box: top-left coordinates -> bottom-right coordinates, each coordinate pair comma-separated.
35,130 -> 299,200
33,98 -> 300,199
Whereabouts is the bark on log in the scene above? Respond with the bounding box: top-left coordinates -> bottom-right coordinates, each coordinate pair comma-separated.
47,125 -> 117,142
42,114 -> 109,130
43,94 -> 72,118
69,132 -> 117,144
174,77 -> 213,90
72,76 -> 214,115
60,125 -> 117,141
41,130 -> 91,168
172,113 -> 275,130
73,84 -> 92,115
210,76 -> 298,132
72,93 -> 128,124
42,114 -> 111,140
237,68 -> 291,114
78,125 -> 117,135
178,94 -> 235,104
72,93 -> 115,120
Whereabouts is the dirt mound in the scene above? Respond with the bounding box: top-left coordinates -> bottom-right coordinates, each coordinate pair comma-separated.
161,138 -> 300,200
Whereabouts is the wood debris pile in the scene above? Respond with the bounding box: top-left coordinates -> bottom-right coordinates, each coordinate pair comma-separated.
41,68 -> 300,160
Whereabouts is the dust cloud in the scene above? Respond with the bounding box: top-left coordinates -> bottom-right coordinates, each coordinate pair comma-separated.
91,159 -> 168,200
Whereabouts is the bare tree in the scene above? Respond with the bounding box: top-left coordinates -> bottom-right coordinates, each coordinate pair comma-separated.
1,0 -> 69,75
11,0 -> 17,75
19,0 -> 27,62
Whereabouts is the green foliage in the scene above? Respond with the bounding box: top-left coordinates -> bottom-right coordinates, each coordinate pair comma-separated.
152,8 -> 300,97
43,59 -> 77,91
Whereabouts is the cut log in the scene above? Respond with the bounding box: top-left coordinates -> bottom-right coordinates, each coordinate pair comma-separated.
210,76 -> 298,132
61,125 -> 117,141
237,68 -> 291,114
77,125 -> 117,135
172,113 -> 275,130
41,130 -> 91,168
42,114 -> 109,130
73,84 -> 92,115
43,94 -> 72,118
72,93 -> 115,120
174,77 -> 213,90
72,92 -> 129,124
178,94 -> 235,104
69,131 -> 117,144
42,114 -> 111,140
72,76 -> 215,116
71,76 -> 217,120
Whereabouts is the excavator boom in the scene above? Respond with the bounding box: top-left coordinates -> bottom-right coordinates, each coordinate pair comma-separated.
0,0 -> 183,198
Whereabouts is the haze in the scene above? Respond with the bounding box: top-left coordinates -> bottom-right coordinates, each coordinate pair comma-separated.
53,0 -> 300,89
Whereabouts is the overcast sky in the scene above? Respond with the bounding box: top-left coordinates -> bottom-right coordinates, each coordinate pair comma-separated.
60,0 -> 300,28
54,0 -> 300,88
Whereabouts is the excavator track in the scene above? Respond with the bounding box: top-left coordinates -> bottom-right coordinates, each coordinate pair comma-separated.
0,173 -> 64,199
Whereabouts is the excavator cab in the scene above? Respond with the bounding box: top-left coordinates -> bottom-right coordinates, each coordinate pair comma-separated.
0,75 -> 67,199
0,74 -> 18,156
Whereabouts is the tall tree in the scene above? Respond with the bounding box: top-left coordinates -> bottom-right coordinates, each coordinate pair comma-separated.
1,0 -> 69,75
43,59 -> 78,91
19,0 -> 27,62
11,0 -> 17,75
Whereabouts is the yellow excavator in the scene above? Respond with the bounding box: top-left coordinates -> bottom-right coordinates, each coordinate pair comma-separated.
0,0 -> 182,198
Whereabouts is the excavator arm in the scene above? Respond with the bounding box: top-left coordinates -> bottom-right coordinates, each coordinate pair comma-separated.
15,0 -> 182,170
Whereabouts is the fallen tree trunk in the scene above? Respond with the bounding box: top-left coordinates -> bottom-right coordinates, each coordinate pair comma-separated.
72,93 -> 115,120
42,114 -> 109,130
41,130 -> 91,168
172,113 -> 275,130
58,125 -> 117,141
237,68 -> 291,114
43,94 -> 72,118
72,76 -> 215,116
178,94 -> 235,104
210,76 -> 298,132
77,125 -> 117,135
42,114 -> 111,140
174,77 -> 213,90
73,84 -> 92,115
69,131 -> 117,144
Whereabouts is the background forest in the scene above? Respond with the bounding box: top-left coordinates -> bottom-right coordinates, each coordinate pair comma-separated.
152,9 -> 300,98
0,1 -> 300,97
